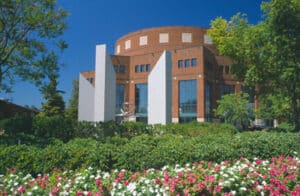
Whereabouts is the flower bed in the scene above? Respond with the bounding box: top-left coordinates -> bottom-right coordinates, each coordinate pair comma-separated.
0,156 -> 299,195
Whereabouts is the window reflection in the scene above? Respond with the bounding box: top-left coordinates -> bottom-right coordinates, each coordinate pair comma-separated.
135,83 -> 148,116
116,84 -> 124,114
179,80 -> 197,123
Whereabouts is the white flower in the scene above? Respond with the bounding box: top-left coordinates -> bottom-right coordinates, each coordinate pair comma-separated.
27,192 -> 32,195
240,187 -> 247,191
14,182 -> 19,186
33,186 -> 38,190
230,190 -> 236,195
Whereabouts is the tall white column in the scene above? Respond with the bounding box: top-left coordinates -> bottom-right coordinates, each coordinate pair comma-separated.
78,73 -> 95,121
148,51 -> 172,124
94,44 -> 116,122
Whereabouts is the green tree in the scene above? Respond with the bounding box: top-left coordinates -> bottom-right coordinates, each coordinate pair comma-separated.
65,79 -> 79,120
208,0 -> 300,130
0,0 -> 68,92
40,73 -> 65,117
214,93 -> 253,130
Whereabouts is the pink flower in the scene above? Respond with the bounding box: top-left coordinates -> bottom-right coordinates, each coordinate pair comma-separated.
214,185 -> 221,193
95,178 -> 103,187
123,180 -> 129,186
255,159 -> 263,165
177,172 -> 183,177
17,185 -> 25,194
205,175 -> 215,183
199,183 -> 206,189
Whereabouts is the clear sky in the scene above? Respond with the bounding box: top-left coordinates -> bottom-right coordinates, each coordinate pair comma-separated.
0,0 -> 265,108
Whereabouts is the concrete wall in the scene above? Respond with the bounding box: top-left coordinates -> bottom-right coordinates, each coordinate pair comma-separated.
94,44 -> 116,122
148,51 -> 172,124
78,73 -> 95,121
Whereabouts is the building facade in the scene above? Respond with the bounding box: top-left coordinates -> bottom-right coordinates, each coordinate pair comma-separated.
78,26 -> 254,124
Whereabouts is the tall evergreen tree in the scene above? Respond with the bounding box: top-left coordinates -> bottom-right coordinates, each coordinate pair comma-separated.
65,79 -> 79,120
40,73 -> 65,117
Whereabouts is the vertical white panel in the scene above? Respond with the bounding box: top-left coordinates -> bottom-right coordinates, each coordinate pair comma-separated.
94,44 -> 116,122
78,74 -> 95,121
148,51 -> 172,124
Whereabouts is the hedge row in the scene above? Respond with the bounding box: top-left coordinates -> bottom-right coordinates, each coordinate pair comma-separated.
0,131 -> 299,175
0,116 -> 237,146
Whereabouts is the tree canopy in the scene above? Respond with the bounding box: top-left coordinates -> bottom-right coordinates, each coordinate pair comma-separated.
208,0 -> 300,130
214,92 -> 253,129
0,0 -> 68,92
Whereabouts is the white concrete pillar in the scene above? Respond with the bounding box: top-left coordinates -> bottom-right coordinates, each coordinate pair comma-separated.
78,74 -> 95,121
94,44 -> 116,122
148,51 -> 172,124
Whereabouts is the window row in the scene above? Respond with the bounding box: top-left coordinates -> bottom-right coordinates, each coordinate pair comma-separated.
178,58 -> 197,68
116,32 -> 205,53
114,65 -> 126,73
135,64 -> 151,73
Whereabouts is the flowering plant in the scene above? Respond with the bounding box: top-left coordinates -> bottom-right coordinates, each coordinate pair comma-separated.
0,155 -> 299,195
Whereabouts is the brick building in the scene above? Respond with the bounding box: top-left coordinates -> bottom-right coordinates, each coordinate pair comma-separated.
78,26 -> 254,124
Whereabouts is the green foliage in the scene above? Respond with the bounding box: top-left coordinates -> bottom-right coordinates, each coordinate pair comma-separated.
208,0 -> 300,130
32,115 -> 74,141
65,79 -> 79,120
0,0 -> 68,92
214,93 -> 253,129
40,74 -> 65,117
0,130 -> 299,174
0,113 -> 34,135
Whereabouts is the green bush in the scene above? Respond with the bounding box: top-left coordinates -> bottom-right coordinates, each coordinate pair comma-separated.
0,145 -> 38,174
0,123 -> 299,175
0,113 -> 34,135
32,115 -> 75,142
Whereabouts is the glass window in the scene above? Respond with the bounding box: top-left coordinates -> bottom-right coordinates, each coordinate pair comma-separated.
135,65 -> 140,73
135,83 -> 148,116
185,59 -> 190,67
225,65 -> 230,74
179,80 -> 197,123
140,64 -> 145,72
146,64 -> 150,72
178,60 -> 183,68
116,84 -> 125,114
220,84 -> 235,97
113,65 -> 118,73
191,58 -> 197,67
119,65 -> 125,73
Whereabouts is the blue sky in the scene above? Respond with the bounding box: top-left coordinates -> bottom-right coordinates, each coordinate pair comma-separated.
0,0 -> 265,108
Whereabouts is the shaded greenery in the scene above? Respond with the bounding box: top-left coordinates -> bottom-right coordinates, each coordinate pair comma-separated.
208,0 -> 300,130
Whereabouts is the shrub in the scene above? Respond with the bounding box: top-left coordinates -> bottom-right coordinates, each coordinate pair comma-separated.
32,115 -> 75,142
